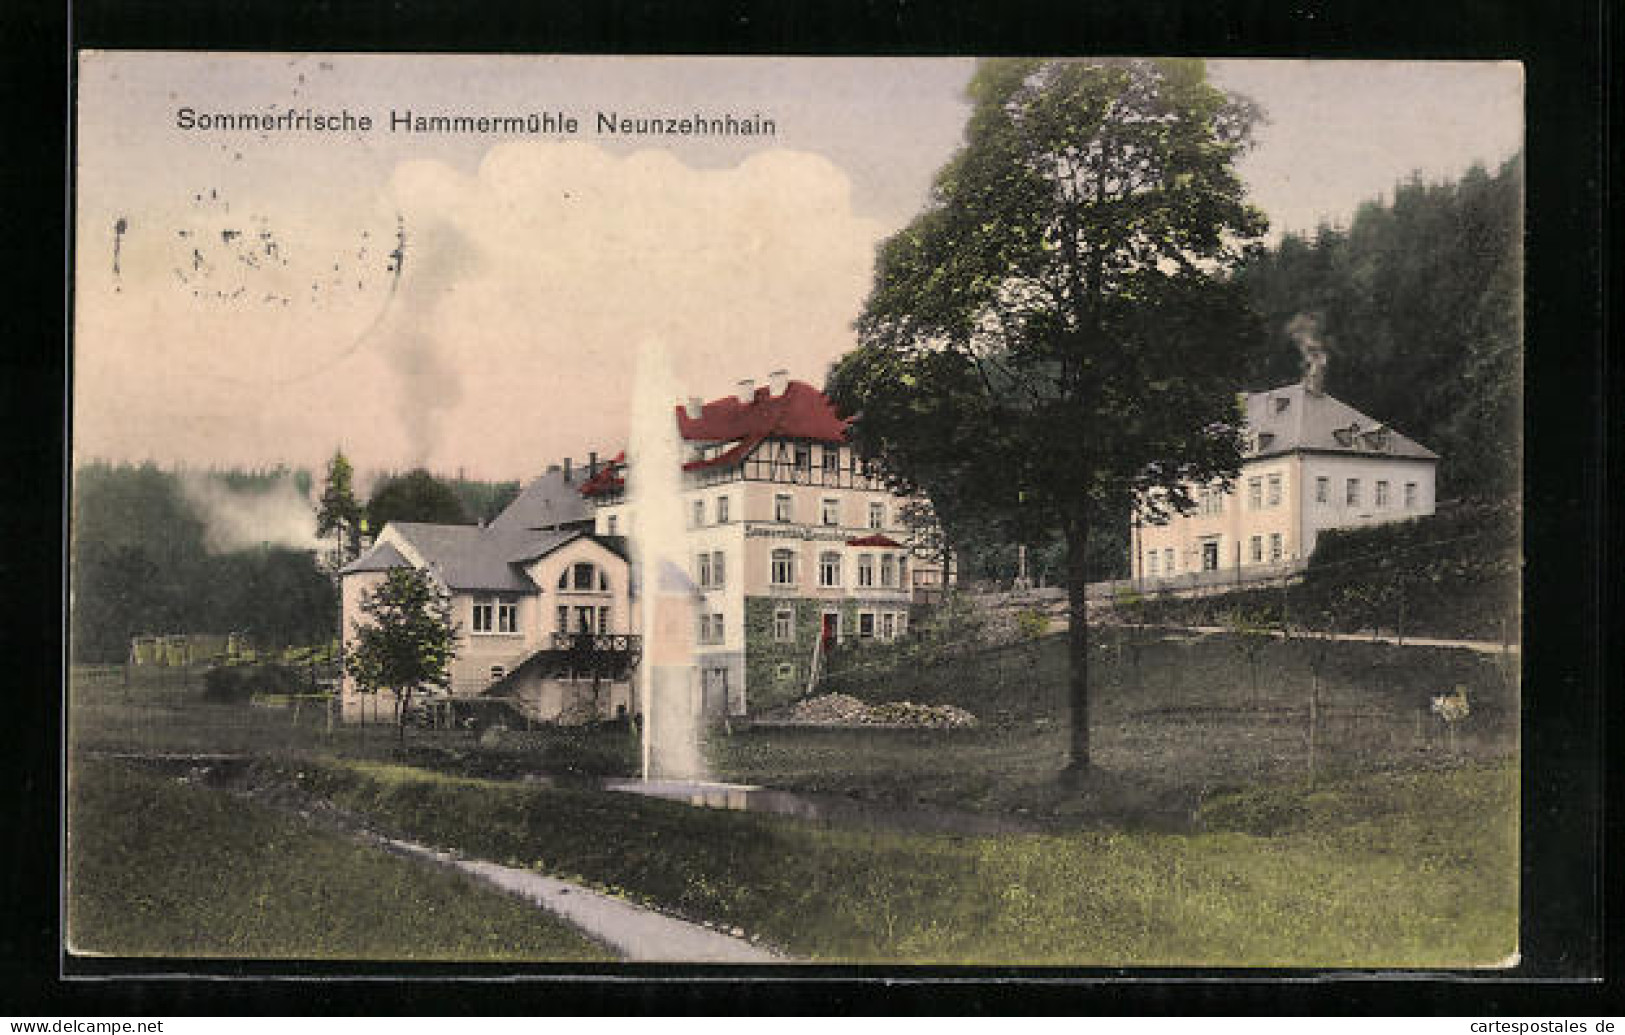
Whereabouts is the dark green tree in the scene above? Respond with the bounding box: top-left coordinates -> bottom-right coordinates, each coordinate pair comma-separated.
366,468 -> 470,530
828,59 -> 1267,774
316,450 -> 364,563
344,565 -> 459,740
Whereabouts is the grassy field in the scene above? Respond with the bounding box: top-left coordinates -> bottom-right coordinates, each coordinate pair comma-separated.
66,756 -> 614,961
279,755 -> 1518,966
70,630 -> 1518,823
65,635 -> 1520,966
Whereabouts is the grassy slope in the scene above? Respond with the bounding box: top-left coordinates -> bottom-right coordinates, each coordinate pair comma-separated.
67,758 -> 613,961
289,757 -> 1517,967
719,632 -> 1517,818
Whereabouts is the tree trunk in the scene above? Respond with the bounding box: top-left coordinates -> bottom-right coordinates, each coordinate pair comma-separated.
1063,513 -> 1092,777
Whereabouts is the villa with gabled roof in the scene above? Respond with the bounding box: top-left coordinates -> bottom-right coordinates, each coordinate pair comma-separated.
1132,377 -> 1439,587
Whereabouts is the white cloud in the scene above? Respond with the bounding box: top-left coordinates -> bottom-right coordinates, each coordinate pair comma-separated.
75,140 -> 886,480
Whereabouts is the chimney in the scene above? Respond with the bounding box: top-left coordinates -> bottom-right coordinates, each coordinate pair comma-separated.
768,368 -> 789,396
589,451 -> 598,478
563,457 -> 573,482
736,378 -> 755,404
685,396 -> 704,419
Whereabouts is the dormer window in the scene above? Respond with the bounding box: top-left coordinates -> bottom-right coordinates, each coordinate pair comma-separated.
1363,428 -> 1390,450
1333,425 -> 1358,447
1273,397 -> 1290,414
1257,432 -> 1275,451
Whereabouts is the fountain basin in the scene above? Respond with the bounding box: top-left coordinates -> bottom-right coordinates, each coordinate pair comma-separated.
601,778 -> 1039,835
603,778 -> 762,811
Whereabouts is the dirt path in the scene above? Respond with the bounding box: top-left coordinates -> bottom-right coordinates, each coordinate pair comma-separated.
377,837 -> 787,964
162,757 -> 793,964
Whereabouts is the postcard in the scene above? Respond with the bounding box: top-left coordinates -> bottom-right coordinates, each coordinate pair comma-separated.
68,52 -> 1524,969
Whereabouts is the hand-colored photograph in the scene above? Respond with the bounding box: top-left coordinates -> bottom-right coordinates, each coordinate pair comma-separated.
69,53 -> 1522,967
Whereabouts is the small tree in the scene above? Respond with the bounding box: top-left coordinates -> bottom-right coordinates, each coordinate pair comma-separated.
316,449 -> 364,564
1221,605 -> 1278,705
345,566 -> 459,742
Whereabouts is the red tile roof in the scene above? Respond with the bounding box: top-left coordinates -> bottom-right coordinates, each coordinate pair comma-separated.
580,380 -> 850,496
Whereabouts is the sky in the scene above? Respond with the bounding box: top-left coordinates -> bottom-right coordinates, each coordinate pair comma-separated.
74,54 -> 1523,484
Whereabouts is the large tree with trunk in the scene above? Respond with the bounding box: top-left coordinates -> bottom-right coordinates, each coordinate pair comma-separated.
827,58 -> 1267,775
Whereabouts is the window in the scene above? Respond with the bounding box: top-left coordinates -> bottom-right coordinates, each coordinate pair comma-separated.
822,499 -> 840,526
490,665 -> 505,683
497,599 -> 518,633
857,554 -> 875,587
1269,533 -> 1283,561
822,447 -> 840,478
776,662 -> 795,681
1375,480 -> 1390,507
896,612 -> 907,636
898,555 -> 908,585
1200,485 -> 1224,516
859,612 -> 876,639
1249,536 -> 1263,563
699,613 -> 724,645
774,607 -> 795,643
696,552 -> 712,589
881,613 -> 895,641
472,596 -> 494,633
818,551 -> 842,588
1164,548 -> 1174,573
575,605 -> 596,634
1346,478 -> 1361,506
711,550 -> 725,588
692,499 -> 705,528
1405,482 -> 1418,508
774,494 -> 792,522
716,495 -> 731,523
607,515 -> 618,535
598,605 -> 610,633
794,444 -> 812,478
868,502 -> 885,529
556,605 -> 569,634
1247,478 -> 1262,511
696,614 -> 711,644
571,562 -> 599,591
1315,477 -> 1330,504
880,554 -> 898,587
1148,551 -> 1160,576
1266,474 -> 1282,507
771,548 -> 795,586
1273,396 -> 1290,414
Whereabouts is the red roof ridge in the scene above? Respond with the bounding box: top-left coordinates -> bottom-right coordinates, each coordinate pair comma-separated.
845,533 -> 902,548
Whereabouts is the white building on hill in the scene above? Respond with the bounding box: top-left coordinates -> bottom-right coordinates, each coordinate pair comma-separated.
1132,377 -> 1438,588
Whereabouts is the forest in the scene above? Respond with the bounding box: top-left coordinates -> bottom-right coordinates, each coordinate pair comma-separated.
69,461 -> 522,663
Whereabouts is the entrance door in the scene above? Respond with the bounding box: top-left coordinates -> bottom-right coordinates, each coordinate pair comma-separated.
821,612 -> 839,648
702,667 -> 728,715
1201,540 -> 1220,572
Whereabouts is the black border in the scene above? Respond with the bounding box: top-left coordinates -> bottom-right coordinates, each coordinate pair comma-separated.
3,0 -> 1614,1016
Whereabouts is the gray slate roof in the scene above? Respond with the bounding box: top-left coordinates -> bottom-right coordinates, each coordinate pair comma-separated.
1246,383 -> 1438,461
386,522 -> 583,593
489,468 -> 593,532
338,540 -> 411,575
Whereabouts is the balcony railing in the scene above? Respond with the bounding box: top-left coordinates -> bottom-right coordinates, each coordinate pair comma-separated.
548,632 -> 642,655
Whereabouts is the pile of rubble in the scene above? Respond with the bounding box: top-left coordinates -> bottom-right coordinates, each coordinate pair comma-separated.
787,693 -> 978,729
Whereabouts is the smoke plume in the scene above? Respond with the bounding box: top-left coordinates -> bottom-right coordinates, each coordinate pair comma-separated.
1287,312 -> 1329,395
179,472 -> 321,553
